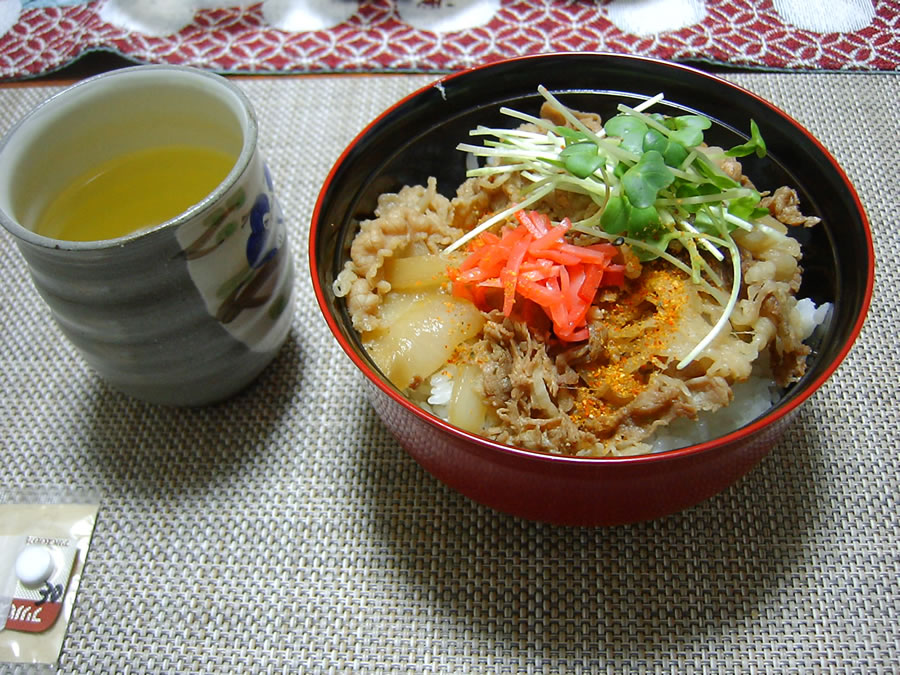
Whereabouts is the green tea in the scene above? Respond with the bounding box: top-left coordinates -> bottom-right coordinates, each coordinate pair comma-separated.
34,144 -> 236,241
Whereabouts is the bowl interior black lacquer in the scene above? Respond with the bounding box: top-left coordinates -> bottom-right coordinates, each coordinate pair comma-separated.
312,53 -> 873,455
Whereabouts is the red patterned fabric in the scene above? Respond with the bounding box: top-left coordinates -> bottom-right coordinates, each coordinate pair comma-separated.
0,1 -> 897,80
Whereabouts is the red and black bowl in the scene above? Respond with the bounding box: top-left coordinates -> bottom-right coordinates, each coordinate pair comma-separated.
310,53 -> 874,526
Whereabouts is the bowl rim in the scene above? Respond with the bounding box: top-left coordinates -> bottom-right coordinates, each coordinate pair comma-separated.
310,51 -> 875,466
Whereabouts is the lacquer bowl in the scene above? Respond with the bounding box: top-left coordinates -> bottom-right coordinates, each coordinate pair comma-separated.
310,53 -> 874,525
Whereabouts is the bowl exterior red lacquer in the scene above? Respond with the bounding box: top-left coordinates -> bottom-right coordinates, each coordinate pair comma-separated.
311,53 -> 874,525
365,378 -> 793,526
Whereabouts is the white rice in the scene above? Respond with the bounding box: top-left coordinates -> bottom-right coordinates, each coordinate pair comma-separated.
793,297 -> 833,341
424,369 -> 455,420
649,299 -> 832,453
648,373 -> 778,453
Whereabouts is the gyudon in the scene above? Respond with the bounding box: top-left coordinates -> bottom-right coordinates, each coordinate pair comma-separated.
335,87 -> 829,456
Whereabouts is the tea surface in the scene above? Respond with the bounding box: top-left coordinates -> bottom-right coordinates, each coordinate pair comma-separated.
34,144 -> 236,241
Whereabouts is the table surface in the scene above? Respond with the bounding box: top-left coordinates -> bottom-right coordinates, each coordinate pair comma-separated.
1,69 -> 898,673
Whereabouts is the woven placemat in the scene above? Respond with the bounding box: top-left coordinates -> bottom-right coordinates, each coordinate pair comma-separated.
0,71 -> 897,672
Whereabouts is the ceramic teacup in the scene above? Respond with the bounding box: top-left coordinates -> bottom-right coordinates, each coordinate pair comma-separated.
0,65 -> 294,406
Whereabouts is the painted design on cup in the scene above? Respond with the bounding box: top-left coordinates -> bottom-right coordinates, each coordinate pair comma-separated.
176,154 -> 292,355
216,192 -> 282,323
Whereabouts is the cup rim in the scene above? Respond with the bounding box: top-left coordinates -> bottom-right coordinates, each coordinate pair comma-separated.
0,64 -> 258,251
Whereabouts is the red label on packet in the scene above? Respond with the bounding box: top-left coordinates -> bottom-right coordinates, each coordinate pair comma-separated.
4,536 -> 78,634
6,599 -> 64,633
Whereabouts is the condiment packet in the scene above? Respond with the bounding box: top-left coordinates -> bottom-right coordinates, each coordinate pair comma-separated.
0,489 -> 100,668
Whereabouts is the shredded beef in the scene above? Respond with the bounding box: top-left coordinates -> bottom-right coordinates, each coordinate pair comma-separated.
761,186 -> 821,228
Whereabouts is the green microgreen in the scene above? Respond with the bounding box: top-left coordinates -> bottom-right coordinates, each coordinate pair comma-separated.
622,150 -> 674,208
603,115 -> 647,154
725,119 -> 767,158
599,195 -> 630,234
667,114 -> 711,148
560,141 -> 604,179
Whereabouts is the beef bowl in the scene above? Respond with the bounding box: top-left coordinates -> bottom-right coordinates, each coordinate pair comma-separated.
310,53 -> 873,526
